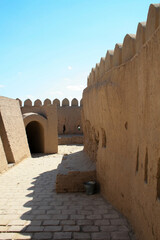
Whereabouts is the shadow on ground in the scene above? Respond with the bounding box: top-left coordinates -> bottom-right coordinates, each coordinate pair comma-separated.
16,152 -> 136,240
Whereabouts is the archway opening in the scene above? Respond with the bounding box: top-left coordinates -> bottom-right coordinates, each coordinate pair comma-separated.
26,121 -> 44,153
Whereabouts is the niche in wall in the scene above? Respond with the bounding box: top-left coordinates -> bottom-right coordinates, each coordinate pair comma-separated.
157,158 -> 160,199
144,148 -> 148,183
101,128 -> 106,148
136,146 -> 139,173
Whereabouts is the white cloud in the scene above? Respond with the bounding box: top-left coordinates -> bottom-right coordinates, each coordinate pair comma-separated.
66,85 -> 84,91
68,66 -> 72,70
0,85 -> 4,88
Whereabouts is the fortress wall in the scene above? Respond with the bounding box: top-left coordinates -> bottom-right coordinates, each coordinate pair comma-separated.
87,3 -> 160,88
136,22 -> 146,53
105,50 -> 113,72
112,44 -> 122,67
0,97 -> 30,167
83,4 -> 160,240
122,34 -> 136,63
21,98 -> 83,136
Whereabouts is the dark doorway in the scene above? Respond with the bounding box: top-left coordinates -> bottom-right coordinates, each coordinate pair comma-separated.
26,121 -> 44,153
63,124 -> 66,134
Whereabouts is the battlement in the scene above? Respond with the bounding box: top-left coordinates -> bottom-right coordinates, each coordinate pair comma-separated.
87,3 -> 160,87
17,98 -> 83,107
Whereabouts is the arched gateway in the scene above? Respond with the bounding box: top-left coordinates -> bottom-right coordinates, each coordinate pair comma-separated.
23,113 -> 47,154
26,121 -> 44,153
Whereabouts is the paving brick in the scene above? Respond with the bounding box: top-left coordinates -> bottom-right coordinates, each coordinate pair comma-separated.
0,232 -> 16,240
111,231 -> 130,239
92,232 -> 111,240
54,231 -> 72,239
44,226 -> 62,231
0,219 -> 9,226
82,226 -> 99,232
51,214 -> 68,220
86,215 -> 102,220
63,225 -> 80,231
25,220 -> 42,226
43,220 -> 60,225
8,225 -> 27,232
33,232 -> 52,239
73,232 -> 91,240
110,219 -> 127,226
69,206 -> 83,210
31,209 -> 45,214
14,233 -> 33,239
104,214 -> 119,219
54,205 -> 68,210
70,215 -> 85,220
8,220 -> 27,226
0,226 -> 8,232
38,206 -> 52,210
25,226 -> 44,232
77,220 -> 93,226
94,219 -> 110,226
77,210 -> 93,215
100,225 -> 118,231
35,214 -> 52,220
62,209 -> 76,215
61,220 -> 76,225
47,209 -> 61,214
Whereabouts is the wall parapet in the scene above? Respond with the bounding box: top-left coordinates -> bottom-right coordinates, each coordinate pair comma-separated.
87,3 -> 160,87
19,98 -> 83,108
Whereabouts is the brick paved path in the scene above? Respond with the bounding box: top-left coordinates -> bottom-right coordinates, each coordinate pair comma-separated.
0,146 -> 136,240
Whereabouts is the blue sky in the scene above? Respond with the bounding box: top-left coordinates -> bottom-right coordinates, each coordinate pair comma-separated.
0,0 -> 159,104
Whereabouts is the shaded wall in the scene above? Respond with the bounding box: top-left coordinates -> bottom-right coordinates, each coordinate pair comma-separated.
0,97 -> 30,173
0,137 -> 8,172
83,4 -> 160,240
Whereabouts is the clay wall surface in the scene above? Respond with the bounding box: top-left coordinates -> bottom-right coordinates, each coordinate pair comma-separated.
83,4 -> 160,240
0,136 -> 8,173
22,104 -> 58,154
0,97 -> 30,173
58,107 -> 82,135
21,98 -> 83,136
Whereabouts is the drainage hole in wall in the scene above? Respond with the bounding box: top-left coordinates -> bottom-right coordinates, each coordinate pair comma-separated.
77,125 -> 81,131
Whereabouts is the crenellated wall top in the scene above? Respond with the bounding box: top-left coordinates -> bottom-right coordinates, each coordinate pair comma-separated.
87,3 -> 160,87
18,98 -> 83,107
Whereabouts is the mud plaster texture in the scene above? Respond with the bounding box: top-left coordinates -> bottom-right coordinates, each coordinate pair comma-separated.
0,145 -> 136,240
0,97 -> 30,173
83,4 -> 160,240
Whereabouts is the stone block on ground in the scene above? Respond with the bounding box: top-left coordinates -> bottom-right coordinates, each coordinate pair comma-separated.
56,150 -> 96,193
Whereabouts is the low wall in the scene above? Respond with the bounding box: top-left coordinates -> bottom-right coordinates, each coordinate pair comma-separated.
58,134 -> 83,145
